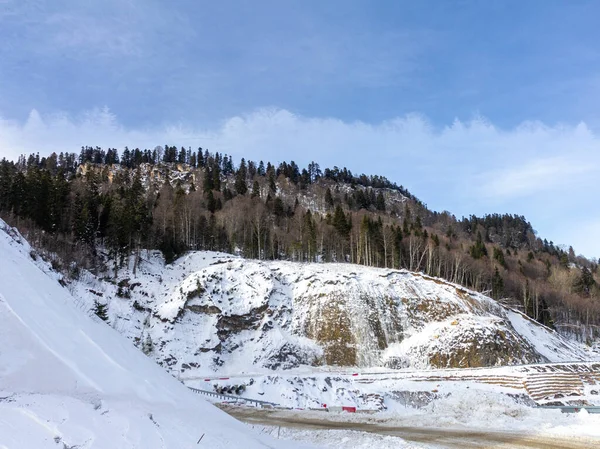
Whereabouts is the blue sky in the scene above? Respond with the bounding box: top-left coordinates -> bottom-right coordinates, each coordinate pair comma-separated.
1,0 -> 600,258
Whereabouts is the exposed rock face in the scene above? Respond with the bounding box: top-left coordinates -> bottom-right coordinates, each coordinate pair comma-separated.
70,252 -> 589,376
385,316 -> 544,369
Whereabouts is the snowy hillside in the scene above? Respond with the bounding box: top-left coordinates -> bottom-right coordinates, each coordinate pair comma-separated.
67,249 -> 592,380
0,221 -> 302,449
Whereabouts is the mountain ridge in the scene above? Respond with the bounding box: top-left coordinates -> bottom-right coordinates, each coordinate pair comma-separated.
1,149 -> 598,345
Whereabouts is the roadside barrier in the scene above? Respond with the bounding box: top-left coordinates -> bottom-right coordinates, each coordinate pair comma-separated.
536,405 -> 600,414
188,386 -> 278,408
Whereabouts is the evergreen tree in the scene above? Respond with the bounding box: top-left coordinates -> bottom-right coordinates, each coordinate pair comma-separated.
235,158 -> 248,195
493,247 -> 507,268
267,166 -> 277,193
470,231 -> 488,259
332,205 -> 350,238
212,160 -> 221,191
375,191 -> 386,211
324,188 -> 334,208
491,267 -> 504,299
272,197 -> 285,218
93,300 -> 109,322
206,190 -> 216,213
574,267 -> 596,296
251,180 -> 260,198
141,334 -> 153,354
302,210 -> 317,261
203,166 -> 214,192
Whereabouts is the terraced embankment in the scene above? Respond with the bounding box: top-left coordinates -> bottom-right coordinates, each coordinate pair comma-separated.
356,362 -> 600,406
188,362 -> 600,410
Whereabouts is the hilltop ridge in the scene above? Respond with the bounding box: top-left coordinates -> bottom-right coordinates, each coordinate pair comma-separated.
1,148 -> 599,346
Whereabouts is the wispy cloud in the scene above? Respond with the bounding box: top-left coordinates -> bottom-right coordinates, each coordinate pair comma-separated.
2,107 -> 600,190
478,157 -> 593,199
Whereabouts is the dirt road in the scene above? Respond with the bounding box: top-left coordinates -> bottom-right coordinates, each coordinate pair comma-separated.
220,405 -> 599,449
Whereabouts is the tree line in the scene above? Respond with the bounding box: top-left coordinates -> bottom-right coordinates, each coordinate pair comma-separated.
0,147 -> 598,344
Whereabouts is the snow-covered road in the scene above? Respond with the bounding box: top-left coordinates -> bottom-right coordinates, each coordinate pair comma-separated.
225,406 -> 600,449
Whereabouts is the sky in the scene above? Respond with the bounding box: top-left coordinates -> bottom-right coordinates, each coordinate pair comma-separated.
0,0 -> 599,258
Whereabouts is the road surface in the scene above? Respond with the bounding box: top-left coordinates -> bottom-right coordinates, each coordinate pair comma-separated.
220,405 -> 600,448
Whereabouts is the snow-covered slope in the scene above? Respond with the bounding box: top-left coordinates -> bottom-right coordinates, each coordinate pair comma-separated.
68,249 -> 592,379
0,221 -> 302,449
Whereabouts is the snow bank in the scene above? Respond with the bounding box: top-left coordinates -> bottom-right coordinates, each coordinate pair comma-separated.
253,426 -> 422,449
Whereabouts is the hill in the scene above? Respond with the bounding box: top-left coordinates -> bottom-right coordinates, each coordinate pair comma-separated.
66,248 -> 592,378
0,148 -> 599,345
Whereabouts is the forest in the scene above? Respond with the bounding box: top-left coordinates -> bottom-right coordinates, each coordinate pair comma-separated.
0,145 -> 598,344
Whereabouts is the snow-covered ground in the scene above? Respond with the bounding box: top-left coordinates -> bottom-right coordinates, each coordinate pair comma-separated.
186,360 -> 600,410
0,220 -> 303,449
3,218 -> 600,449
252,426 -> 428,449
242,399 -> 600,448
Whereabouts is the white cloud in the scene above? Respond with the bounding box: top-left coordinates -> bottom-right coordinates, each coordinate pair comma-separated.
478,157 -> 593,198
1,107 -> 600,258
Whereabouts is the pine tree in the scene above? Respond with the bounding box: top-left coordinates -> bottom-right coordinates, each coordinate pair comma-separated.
332,205 -> 350,238
325,188 -> 334,208
235,158 -> 248,195
251,180 -> 260,198
212,161 -> 221,191
470,231 -> 488,259
93,300 -> 109,322
267,167 -> 277,193
302,210 -> 317,261
493,247 -> 507,268
203,166 -> 214,192
141,334 -> 153,355
272,197 -> 285,218
573,267 -> 595,296
375,191 -> 386,211
491,267 -> 504,299
206,190 -> 216,213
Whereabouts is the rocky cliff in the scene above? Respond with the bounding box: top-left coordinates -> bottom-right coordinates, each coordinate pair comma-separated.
67,251 -> 590,377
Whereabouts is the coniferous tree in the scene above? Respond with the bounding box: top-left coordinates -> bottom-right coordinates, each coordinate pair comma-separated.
332,205 -> 350,238
267,165 -> 277,193
325,188 -> 334,209
493,247 -> 507,268
470,231 -> 488,259
235,158 -> 248,195
251,180 -> 260,198
206,190 -> 216,213
203,165 -> 214,192
574,267 -> 596,296
302,210 -> 317,261
93,300 -> 109,321
375,191 -> 386,211
491,267 -> 504,299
